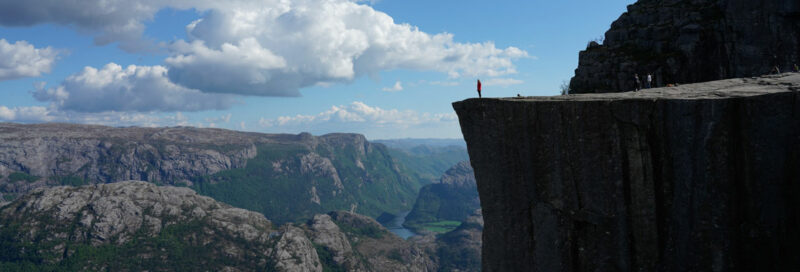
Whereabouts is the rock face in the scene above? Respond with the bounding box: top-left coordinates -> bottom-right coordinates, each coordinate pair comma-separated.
0,181 -> 322,271
453,74 -> 800,271
0,123 -> 420,225
438,161 -> 476,187
570,0 -> 800,93
0,123 -> 261,194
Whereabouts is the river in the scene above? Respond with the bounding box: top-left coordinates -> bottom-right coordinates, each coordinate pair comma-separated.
383,211 -> 417,239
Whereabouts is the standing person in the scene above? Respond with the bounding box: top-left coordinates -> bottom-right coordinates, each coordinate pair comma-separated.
646,73 -> 652,89
477,79 -> 482,98
634,73 -> 641,91
794,64 -> 799,73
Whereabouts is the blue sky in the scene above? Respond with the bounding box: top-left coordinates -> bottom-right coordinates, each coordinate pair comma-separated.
0,0 -> 634,139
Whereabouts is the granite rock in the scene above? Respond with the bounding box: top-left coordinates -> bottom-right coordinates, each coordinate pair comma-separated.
454,74 -> 800,271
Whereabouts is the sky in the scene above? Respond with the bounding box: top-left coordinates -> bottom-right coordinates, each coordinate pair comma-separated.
0,0 -> 635,139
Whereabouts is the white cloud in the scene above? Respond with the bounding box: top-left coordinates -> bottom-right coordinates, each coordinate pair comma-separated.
0,105 -> 198,128
33,63 -> 236,112
0,106 -> 54,122
0,0 -> 528,95
0,39 -> 59,81
166,0 -> 528,96
258,101 -> 460,138
382,81 -> 403,92
0,1 -> 166,52
483,78 -> 524,87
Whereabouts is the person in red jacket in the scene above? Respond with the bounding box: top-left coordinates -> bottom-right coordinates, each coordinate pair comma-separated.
477,79 -> 482,98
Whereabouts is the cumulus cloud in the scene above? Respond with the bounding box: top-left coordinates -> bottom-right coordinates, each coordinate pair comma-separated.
0,0 -> 528,95
33,63 -> 236,112
0,1 -> 165,52
258,101 -> 460,138
167,0 -> 528,96
0,39 -> 59,81
483,78 -> 524,87
0,105 -> 54,122
382,81 -> 403,92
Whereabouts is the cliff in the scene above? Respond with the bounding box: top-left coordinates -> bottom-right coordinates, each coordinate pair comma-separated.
570,0 -> 800,93
453,73 -> 800,271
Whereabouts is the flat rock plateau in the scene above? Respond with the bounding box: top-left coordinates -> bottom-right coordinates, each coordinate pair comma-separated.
454,73 -> 800,271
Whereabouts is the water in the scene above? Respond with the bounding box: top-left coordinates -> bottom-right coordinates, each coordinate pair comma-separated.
384,211 -> 417,239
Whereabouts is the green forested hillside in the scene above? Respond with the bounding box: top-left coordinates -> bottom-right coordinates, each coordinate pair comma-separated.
380,143 -> 469,185
404,161 -> 479,233
193,140 -> 421,224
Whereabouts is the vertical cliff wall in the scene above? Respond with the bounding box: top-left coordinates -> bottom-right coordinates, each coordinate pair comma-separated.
570,0 -> 800,93
453,74 -> 800,271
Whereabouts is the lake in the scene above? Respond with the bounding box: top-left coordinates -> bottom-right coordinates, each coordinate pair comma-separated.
383,211 -> 417,239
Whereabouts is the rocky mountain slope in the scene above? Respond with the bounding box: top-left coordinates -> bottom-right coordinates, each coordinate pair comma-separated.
0,181 -> 485,271
0,123 -> 420,224
0,181 -> 320,271
454,73 -> 800,271
570,0 -> 800,93
404,161 -> 480,233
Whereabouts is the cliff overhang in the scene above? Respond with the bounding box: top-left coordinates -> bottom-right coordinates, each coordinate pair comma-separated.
454,73 -> 800,271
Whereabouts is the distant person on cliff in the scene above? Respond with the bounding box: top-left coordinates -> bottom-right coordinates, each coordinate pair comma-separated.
794,64 -> 799,73
477,79 -> 482,98
646,73 -> 653,89
634,74 -> 642,91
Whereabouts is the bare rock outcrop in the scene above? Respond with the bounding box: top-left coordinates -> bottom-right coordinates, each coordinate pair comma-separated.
570,0 -> 800,93
454,74 -> 800,271
321,211 -> 438,272
0,123 -> 260,191
0,181 -> 325,271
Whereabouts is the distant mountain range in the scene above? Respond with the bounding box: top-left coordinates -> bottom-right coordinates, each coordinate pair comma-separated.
373,138 -> 466,149
0,123 -> 419,224
0,123 -> 482,271
375,138 -> 469,185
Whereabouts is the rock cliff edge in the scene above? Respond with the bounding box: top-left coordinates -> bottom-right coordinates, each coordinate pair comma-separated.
453,74 -> 800,271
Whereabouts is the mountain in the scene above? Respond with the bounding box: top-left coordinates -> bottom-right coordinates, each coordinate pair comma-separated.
374,139 -> 469,185
570,0 -> 800,93
404,161 -> 480,234
309,211 -> 436,271
453,74 -> 800,271
0,181 -> 484,271
0,123 -> 420,224
433,210 -> 483,272
0,181 -> 319,271
373,139 -> 466,149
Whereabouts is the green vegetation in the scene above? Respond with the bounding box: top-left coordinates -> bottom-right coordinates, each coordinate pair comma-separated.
55,176 -> 90,187
415,221 -> 461,233
314,244 -> 347,272
335,222 -> 385,239
384,145 -> 468,184
404,182 -> 479,232
0,216 -> 272,271
8,172 -> 39,183
192,143 -> 419,224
